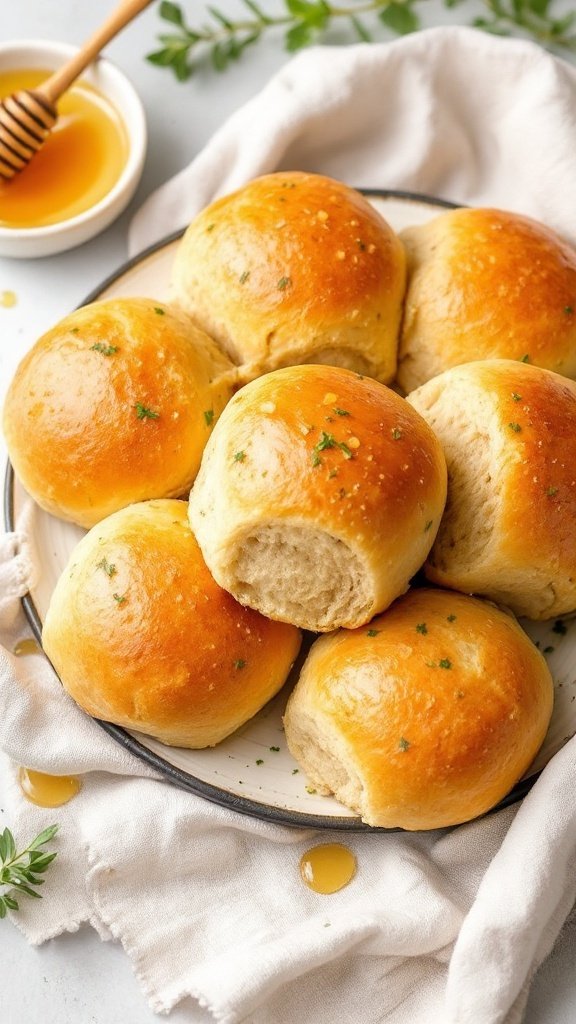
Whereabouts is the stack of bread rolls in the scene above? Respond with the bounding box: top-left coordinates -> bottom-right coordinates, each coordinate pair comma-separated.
6,170 -> 573,831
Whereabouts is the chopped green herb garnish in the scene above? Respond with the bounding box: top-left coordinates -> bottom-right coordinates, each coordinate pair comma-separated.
70,327 -> 80,334
424,520 -> 433,532
96,558 -> 116,577
546,486 -> 559,497
415,622 -> 427,634
233,450 -> 246,462
564,305 -> 574,315
439,658 -> 452,670
338,442 -> 353,460
292,768 -> 299,775
511,392 -> 522,402
203,409 -> 214,427
206,223 -> 215,232
269,746 -> 280,752
366,629 -> 380,637
553,620 -> 568,635
543,645 -> 555,654
391,427 -> 402,440
447,614 -> 457,622
154,306 -> 165,315
398,737 -> 410,752
508,422 -> 522,433
328,468 -> 338,479
135,403 -> 160,420
334,408 -> 350,417
239,270 -> 250,284
113,593 -> 127,605
315,431 -> 336,452
255,759 -> 264,766
90,342 -> 118,356
305,786 -> 317,794
456,690 -> 465,699
277,276 -> 291,290
233,659 -> 246,670
312,451 -> 322,467
519,354 -> 530,363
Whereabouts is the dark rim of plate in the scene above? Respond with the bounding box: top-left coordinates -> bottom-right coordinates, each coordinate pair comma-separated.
3,188 -> 539,832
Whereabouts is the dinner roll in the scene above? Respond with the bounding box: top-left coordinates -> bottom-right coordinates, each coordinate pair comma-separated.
397,207 -> 576,393
42,500 -> 301,748
3,298 -> 235,528
189,364 -> 447,632
408,359 -> 576,619
170,171 -> 406,384
284,588 -> 553,830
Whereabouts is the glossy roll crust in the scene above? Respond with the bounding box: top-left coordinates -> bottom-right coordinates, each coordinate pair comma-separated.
284,589 -> 553,830
3,297 -> 235,528
397,207 -> 576,393
408,359 -> 576,619
170,171 -> 406,384
42,500 -> 301,748
189,364 -> 447,631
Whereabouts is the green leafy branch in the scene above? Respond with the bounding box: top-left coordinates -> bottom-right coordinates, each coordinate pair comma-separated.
0,824 -> 58,918
147,0 -> 576,79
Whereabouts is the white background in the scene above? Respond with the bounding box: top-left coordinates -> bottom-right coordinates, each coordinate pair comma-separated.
0,1 -> 575,1021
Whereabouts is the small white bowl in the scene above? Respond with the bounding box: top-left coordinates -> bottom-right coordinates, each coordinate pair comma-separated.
0,39 -> 147,258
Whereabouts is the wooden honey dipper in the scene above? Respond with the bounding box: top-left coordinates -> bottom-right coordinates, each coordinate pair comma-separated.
0,0 -> 153,181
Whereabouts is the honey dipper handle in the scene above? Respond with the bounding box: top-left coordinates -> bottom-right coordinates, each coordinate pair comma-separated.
38,0 -> 154,106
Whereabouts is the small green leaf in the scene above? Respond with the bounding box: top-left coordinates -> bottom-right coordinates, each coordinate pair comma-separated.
26,853 -> 57,873
350,14 -> 372,41
28,825 -> 59,851
2,829 -> 16,863
160,1 -> 185,26
285,21 -> 314,51
379,2 -> 420,35
0,900 -> 6,919
9,882 -> 42,899
3,896 -> 19,911
147,47 -> 178,67
208,5 -> 234,28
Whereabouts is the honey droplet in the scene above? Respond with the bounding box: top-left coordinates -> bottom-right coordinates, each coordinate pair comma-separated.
0,290 -> 16,308
18,768 -> 81,808
300,842 -> 357,894
13,637 -> 41,657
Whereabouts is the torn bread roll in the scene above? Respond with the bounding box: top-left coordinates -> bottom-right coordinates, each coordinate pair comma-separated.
3,298 -> 235,528
189,364 -> 447,632
170,171 -> 406,385
407,359 -> 576,619
284,588 -> 553,830
397,207 -> 576,393
42,500 -> 301,748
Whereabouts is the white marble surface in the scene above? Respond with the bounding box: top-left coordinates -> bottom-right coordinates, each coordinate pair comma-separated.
1,1 -> 575,1020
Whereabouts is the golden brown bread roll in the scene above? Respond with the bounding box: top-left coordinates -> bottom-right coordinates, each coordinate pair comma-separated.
170,171 -> 406,384
397,207 -> 576,393
42,499 -> 301,748
189,364 -> 447,632
284,588 -> 554,829
3,298 -> 235,528
407,359 -> 576,619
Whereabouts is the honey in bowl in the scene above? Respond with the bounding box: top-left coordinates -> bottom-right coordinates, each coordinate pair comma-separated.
0,69 -> 129,229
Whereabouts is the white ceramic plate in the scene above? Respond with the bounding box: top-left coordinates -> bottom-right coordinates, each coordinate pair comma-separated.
6,190 -> 576,830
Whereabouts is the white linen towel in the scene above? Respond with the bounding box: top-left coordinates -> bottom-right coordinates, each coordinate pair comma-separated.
3,26 -> 576,1024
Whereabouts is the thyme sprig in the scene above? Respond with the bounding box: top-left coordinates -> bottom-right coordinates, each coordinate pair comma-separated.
148,0 -> 576,80
0,824 -> 59,918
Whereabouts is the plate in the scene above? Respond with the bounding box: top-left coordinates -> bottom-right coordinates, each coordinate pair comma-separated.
6,190 -> 576,831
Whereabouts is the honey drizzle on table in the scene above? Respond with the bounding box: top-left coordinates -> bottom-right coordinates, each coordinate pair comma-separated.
300,843 -> 357,894
18,768 -> 81,808
13,637 -> 42,657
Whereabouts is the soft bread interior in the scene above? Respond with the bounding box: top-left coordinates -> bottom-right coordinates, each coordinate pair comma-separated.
408,377 -> 505,576
284,703 -> 364,813
226,522 -> 373,631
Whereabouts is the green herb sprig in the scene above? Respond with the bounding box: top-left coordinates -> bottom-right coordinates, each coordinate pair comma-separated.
0,824 -> 58,918
148,0 -> 576,81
